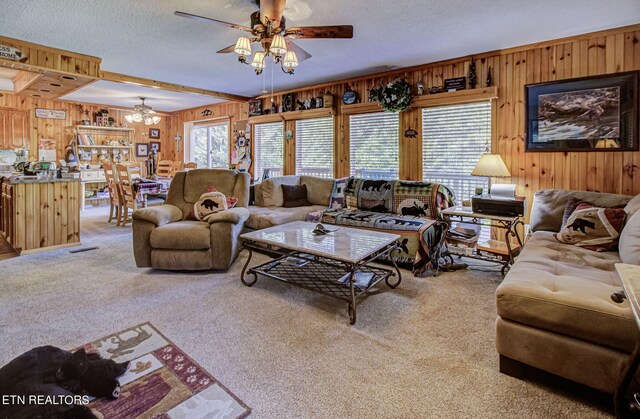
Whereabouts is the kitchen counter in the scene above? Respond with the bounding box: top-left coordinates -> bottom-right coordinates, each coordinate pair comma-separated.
0,178 -> 80,254
8,176 -> 81,184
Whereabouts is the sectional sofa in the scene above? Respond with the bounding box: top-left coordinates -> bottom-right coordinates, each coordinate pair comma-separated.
496,189 -> 640,393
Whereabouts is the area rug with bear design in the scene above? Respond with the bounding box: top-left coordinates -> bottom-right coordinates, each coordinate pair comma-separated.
82,322 -> 251,418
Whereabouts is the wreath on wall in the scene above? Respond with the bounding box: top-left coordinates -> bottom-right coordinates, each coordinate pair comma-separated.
370,78 -> 413,113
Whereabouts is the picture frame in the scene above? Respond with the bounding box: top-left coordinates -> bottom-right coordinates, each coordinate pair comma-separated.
525,71 -> 639,152
150,141 -> 161,153
248,99 -> 262,116
149,128 -> 161,139
136,143 -> 149,157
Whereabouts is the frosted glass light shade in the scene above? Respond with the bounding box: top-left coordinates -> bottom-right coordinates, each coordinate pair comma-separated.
234,37 -> 252,56
132,113 -> 143,123
270,35 -> 287,55
125,114 -> 134,123
283,50 -> 298,69
251,51 -> 266,69
151,115 -> 161,124
471,154 -> 511,177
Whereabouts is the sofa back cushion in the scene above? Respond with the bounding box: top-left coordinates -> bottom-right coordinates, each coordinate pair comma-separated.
300,176 -> 334,206
555,203 -> 627,252
625,194 -> 640,218
530,189 -> 632,232
620,210 -> 640,265
260,176 -> 300,207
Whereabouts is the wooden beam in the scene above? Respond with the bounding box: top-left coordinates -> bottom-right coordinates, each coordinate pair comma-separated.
12,71 -> 43,93
100,71 -> 250,103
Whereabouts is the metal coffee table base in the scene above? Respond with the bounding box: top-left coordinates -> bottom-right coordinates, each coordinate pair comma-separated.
240,241 -> 402,324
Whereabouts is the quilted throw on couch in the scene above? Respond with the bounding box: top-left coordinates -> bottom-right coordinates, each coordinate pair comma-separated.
323,177 -> 455,275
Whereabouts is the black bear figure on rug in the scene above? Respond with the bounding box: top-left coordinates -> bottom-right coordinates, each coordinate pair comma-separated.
0,346 -> 128,419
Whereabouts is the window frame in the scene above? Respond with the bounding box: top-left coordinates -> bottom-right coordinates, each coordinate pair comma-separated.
348,111 -> 400,179
295,116 -> 335,178
253,121 -> 285,180
186,119 -> 230,169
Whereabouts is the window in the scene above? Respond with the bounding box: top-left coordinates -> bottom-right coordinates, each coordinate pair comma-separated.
189,121 -> 229,168
349,112 -> 399,179
254,122 -> 284,180
422,101 -> 491,202
295,117 -> 334,178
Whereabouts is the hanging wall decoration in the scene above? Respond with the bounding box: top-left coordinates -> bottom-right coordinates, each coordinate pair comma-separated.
370,78 -> 413,113
468,58 -> 478,89
486,66 -> 493,87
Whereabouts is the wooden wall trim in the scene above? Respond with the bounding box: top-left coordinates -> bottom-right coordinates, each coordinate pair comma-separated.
412,86 -> 498,107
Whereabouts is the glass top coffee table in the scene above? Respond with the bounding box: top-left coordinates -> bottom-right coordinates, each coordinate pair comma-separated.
240,221 -> 402,324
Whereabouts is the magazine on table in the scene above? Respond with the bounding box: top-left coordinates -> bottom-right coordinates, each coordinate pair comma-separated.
337,271 -> 376,290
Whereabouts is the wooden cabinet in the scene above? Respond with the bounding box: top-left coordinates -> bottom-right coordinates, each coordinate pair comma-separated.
0,108 -> 30,149
1,181 -> 14,245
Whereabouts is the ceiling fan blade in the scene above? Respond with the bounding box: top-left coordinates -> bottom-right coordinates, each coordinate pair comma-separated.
217,44 -> 237,54
174,11 -> 253,33
285,25 -> 353,39
259,0 -> 286,27
285,40 -> 312,62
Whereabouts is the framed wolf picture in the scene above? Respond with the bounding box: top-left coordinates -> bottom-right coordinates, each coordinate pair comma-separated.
525,71 -> 638,152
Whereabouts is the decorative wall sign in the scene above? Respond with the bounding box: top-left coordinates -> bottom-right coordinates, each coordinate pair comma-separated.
149,128 -> 160,139
444,77 -> 466,92
285,130 -> 293,141
38,138 -> 56,161
201,109 -> 213,117
136,143 -> 149,157
35,108 -> 67,120
0,45 -> 28,62
404,129 -> 418,138
525,71 -> 639,152
150,141 -> 161,153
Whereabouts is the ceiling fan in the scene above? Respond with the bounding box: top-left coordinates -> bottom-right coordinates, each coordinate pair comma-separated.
174,0 -> 353,75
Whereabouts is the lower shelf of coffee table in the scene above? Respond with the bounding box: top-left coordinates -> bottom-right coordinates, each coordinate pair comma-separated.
247,252 -> 395,302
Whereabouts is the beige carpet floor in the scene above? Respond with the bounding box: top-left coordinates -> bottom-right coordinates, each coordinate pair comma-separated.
0,206 -> 613,418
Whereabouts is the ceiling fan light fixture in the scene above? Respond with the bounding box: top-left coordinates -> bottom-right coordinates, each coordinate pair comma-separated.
234,36 -> 252,56
151,115 -> 161,125
270,34 -> 287,55
132,113 -> 143,123
251,51 -> 266,69
283,50 -> 298,69
124,114 -> 134,123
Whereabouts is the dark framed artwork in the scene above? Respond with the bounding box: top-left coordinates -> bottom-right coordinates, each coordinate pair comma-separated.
149,128 -> 161,139
150,141 -> 161,153
135,142 -> 149,157
248,99 -> 262,116
525,71 -> 638,152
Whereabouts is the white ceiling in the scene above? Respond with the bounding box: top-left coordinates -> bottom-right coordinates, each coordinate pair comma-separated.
61,80 -> 224,112
1,0 -> 639,108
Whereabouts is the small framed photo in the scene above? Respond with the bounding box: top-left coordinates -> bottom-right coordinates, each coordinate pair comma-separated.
149,128 -> 161,139
136,143 -> 149,157
150,141 -> 161,153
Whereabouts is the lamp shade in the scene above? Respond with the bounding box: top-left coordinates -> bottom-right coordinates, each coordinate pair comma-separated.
251,51 -> 266,69
471,154 -> 511,177
234,37 -> 252,56
124,114 -> 134,123
270,35 -> 287,55
283,50 -> 299,69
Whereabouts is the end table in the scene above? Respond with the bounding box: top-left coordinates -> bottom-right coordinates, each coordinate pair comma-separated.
440,206 -> 524,277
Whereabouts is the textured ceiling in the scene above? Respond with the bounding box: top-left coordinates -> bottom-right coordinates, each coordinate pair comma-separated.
61,81 -> 224,112
1,0 -> 639,108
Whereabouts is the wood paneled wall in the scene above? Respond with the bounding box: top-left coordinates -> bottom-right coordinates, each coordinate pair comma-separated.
0,93 -> 177,162
245,24 -> 640,219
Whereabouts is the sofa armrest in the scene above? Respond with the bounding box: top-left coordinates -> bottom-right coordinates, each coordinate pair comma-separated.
133,204 -> 182,226
205,207 -> 250,225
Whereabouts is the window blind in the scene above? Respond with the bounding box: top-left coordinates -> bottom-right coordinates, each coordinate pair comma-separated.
295,117 -> 334,178
422,101 -> 491,202
254,122 -> 284,180
349,112 -> 399,179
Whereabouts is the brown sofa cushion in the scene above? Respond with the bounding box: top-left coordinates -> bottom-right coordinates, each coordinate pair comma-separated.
282,184 -> 311,207
497,231 -> 637,352
260,176 -> 300,207
150,221 -> 211,250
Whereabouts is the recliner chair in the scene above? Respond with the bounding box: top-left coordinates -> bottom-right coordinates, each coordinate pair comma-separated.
132,169 -> 250,271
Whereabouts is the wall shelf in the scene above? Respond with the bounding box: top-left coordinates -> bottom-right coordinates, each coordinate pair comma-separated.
248,107 -> 335,124
75,125 -> 135,132
77,145 -> 132,149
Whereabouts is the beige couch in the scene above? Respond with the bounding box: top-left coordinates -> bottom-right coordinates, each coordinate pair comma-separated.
496,189 -> 640,393
132,169 -> 250,271
246,175 -> 334,230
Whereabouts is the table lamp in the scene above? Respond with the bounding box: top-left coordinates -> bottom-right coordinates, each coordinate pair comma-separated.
471,154 -> 511,195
